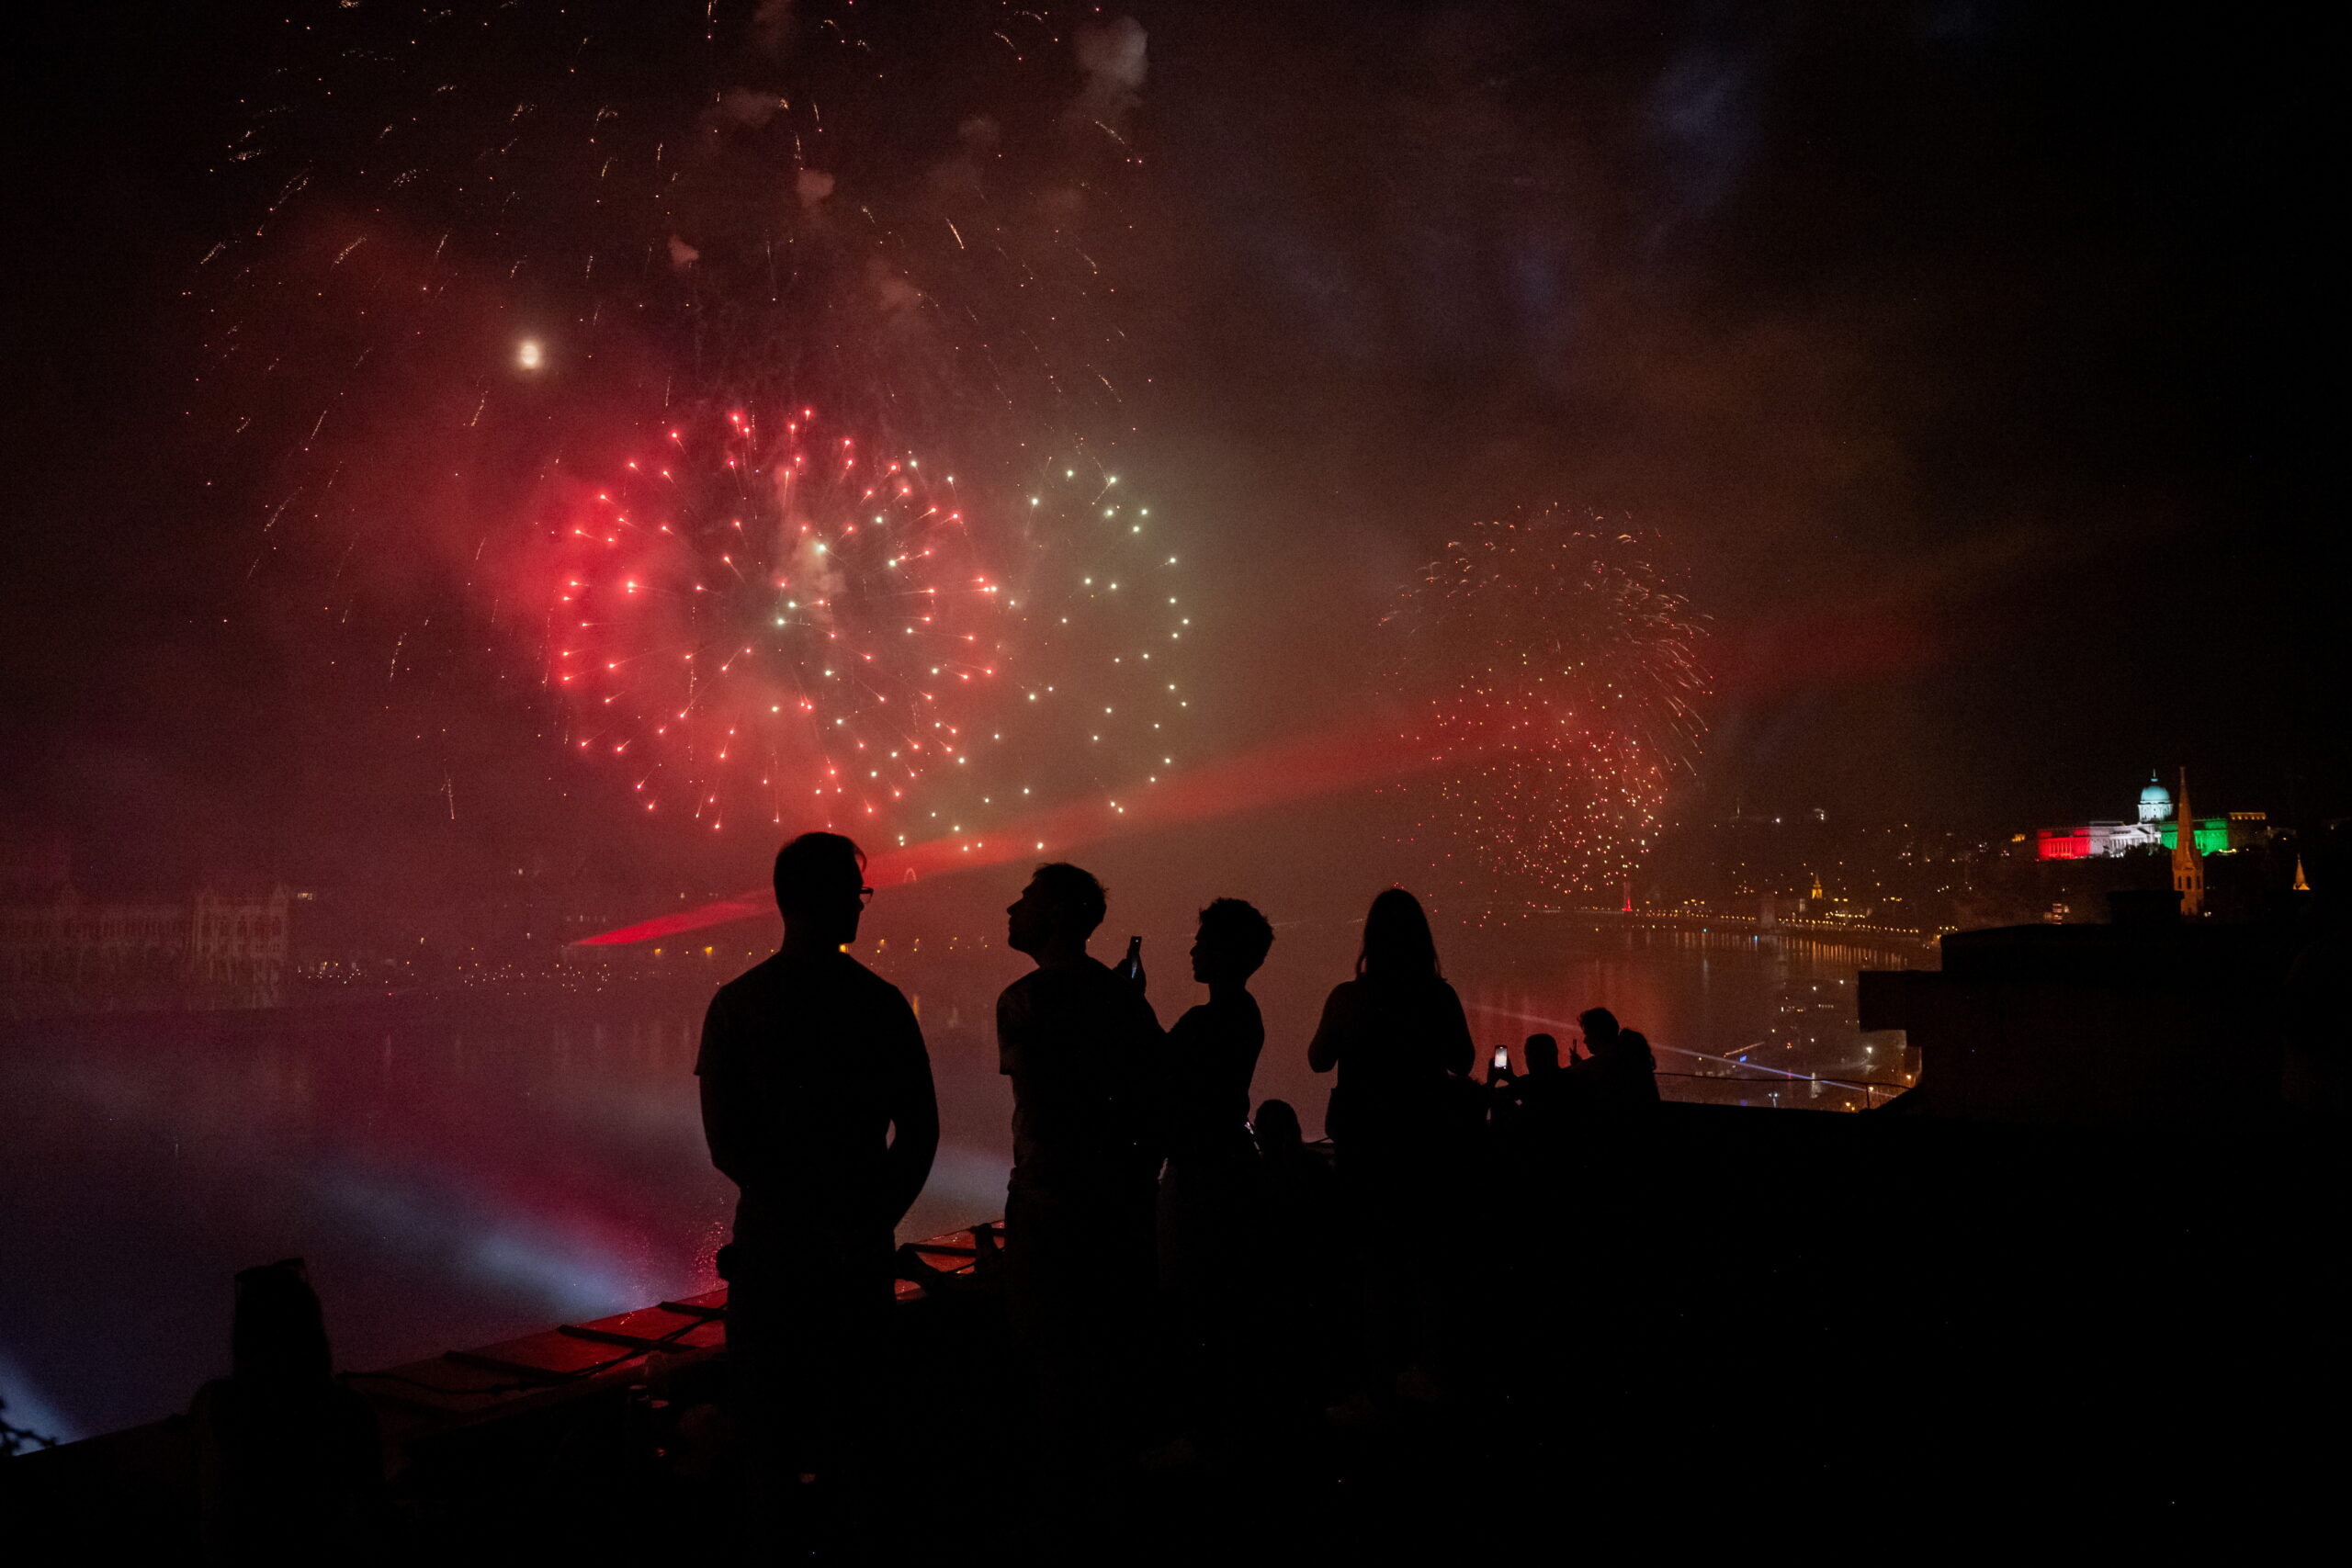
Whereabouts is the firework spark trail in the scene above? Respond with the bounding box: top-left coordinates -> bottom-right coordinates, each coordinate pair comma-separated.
571,506 -> 1716,945
572,713 -> 1428,945
537,403 -> 1189,840
1390,509 -> 1710,898
198,0 -> 1145,469
189,2 -> 1175,842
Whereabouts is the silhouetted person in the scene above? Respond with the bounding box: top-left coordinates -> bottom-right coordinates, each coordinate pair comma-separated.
1250,1098 -> 1348,1410
1521,1030 -> 1563,1083
1308,888 -> 1477,1141
1616,1028 -> 1662,1103
1501,1032 -> 1576,1145
1253,1096 -> 1329,1189
1158,897 -> 1275,1297
1252,1099 -> 1340,1257
697,832 -> 938,1497
1569,1007 -> 1661,1109
189,1259 -> 390,1564
1307,887 -> 1476,1396
997,863 -> 1162,1480
1572,1007 -> 1620,1065
1154,899 -> 1274,1446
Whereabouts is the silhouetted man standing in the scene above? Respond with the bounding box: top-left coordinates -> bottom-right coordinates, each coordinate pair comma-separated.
697,832 -> 938,1494
997,863 -> 1161,1483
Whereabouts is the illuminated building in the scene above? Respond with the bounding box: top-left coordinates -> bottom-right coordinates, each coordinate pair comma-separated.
0,877 -> 291,1018
2033,770 -> 2263,862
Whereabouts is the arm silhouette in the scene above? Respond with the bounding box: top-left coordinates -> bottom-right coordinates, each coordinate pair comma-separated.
1438,984 -> 1476,1077
697,991 -> 775,1191
881,995 -> 940,1228
1307,984 -> 1348,1074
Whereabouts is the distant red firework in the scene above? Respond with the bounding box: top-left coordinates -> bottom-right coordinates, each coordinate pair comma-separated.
187,3 -> 1166,850
1392,510 -> 1708,897
538,405 -> 1001,832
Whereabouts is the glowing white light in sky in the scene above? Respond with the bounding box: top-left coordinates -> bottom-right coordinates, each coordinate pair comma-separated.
516,338 -> 544,370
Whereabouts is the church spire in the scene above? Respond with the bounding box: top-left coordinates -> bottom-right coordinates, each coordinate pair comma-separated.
2171,765 -> 2203,917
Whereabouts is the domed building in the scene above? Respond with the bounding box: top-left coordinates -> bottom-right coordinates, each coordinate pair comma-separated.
2034,770 -> 2257,862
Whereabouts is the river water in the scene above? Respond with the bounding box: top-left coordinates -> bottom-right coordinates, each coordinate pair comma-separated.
0,917 -> 1916,1442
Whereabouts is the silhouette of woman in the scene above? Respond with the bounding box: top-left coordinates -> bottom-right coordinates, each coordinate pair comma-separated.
1306,888 -> 1477,1391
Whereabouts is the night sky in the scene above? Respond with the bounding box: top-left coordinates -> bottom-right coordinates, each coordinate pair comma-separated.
0,2 -> 2333,902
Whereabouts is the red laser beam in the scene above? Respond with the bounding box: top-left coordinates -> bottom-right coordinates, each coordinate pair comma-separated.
571,710 -> 1432,947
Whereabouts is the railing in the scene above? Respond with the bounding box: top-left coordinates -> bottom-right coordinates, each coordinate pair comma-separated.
1657,1071 -> 1912,1111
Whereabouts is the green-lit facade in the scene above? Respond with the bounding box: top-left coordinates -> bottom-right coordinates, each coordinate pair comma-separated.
2161,818 -> 2231,857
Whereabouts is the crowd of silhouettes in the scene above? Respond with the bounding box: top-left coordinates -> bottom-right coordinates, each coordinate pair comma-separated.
188,834 -> 1657,1551
689,835 -> 1660,1529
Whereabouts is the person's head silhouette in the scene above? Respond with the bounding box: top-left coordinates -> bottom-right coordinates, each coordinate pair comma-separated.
1578,1007 -> 1621,1055
1006,862 -> 1106,964
1192,897 -> 1273,989
1523,1032 -> 1561,1075
1357,887 -> 1439,982
231,1258 -> 331,1393
774,832 -> 868,954
1254,1097 -> 1304,1156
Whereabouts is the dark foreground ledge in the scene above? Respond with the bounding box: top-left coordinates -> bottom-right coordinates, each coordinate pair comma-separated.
6,1100 -> 2335,1556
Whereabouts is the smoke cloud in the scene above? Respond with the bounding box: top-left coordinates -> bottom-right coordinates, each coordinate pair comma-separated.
1071,17 -> 1148,132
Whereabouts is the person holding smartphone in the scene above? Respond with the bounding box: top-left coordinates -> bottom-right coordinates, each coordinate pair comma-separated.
1158,899 -> 1275,1282
996,862 -> 1163,1498
1150,898 -> 1276,1444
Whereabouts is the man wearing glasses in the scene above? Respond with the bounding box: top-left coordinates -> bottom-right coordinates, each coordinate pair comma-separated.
696,831 -> 938,1517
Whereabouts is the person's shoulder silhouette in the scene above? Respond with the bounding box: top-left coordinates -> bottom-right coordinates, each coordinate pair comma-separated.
697,831 -> 937,1254
1616,1027 -> 1663,1104
1164,897 -> 1274,1156
997,863 -> 1161,1190
1308,888 -> 1476,1125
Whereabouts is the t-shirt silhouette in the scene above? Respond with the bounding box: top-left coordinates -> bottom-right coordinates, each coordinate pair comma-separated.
696,947 -> 933,1256
1163,992 -> 1264,1158
1309,976 -> 1476,1147
998,955 -> 1161,1203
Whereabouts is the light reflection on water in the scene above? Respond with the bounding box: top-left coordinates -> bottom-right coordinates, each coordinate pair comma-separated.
0,920 -> 1913,1440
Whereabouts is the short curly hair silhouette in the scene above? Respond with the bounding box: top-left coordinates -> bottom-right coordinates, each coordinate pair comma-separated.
1198,897 -> 1275,975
